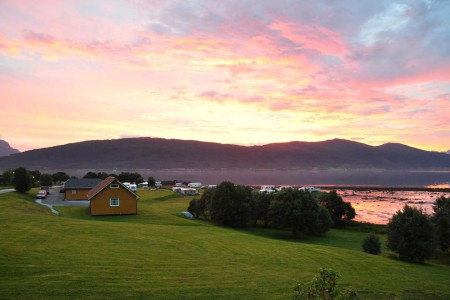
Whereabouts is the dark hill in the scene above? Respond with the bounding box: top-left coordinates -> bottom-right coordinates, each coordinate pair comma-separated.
0,140 -> 20,157
0,137 -> 449,171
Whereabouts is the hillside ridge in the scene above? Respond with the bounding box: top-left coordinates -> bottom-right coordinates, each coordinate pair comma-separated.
0,137 -> 449,170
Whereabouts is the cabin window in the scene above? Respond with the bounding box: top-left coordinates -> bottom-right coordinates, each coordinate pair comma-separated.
71,190 -> 76,195
110,184 -> 119,189
110,198 -> 120,207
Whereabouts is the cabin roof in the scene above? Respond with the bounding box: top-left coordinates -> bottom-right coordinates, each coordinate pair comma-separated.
87,176 -> 139,200
64,178 -> 102,189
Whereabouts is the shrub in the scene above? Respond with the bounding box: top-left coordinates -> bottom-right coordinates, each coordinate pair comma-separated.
294,268 -> 358,300
387,205 -> 436,263
362,234 -> 381,255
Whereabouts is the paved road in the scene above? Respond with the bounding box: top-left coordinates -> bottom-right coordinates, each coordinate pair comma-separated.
42,187 -> 89,206
0,189 -> 15,194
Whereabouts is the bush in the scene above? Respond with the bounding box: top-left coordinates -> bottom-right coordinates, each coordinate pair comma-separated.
294,268 -> 358,300
362,234 -> 381,255
387,205 -> 436,263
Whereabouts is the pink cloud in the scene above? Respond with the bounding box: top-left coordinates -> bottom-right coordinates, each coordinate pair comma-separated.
269,21 -> 349,59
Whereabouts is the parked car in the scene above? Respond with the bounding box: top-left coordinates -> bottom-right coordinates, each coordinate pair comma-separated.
36,190 -> 47,199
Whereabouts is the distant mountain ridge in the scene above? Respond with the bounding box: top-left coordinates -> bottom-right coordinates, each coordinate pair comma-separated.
0,137 -> 449,171
0,140 -> 20,157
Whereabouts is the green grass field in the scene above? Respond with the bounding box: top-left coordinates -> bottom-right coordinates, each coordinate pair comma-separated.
1,190 -> 449,299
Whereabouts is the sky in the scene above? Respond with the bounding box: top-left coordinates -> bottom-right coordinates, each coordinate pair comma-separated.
0,0 -> 449,152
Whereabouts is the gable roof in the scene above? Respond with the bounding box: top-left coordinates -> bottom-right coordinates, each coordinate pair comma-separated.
64,178 -> 102,189
87,176 -> 139,200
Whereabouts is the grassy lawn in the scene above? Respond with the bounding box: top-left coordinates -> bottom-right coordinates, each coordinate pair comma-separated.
0,185 -> 13,190
1,190 -> 449,299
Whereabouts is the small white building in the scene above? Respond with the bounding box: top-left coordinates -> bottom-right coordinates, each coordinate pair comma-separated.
187,182 -> 202,188
172,186 -> 182,193
299,187 -> 321,193
260,185 -> 276,193
138,182 -> 148,188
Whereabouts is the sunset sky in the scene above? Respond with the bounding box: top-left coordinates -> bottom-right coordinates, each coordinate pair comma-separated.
1,0 -> 449,152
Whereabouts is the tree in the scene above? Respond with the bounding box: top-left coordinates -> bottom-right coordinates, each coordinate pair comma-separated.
294,268 -> 359,300
52,171 -> 70,184
432,196 -> 450,254
118,172 -> 143,184
269,189 -> 332,236
2,169 -> 14,185
387,205 -> 436,263
362,234 -> 381,255
39,173 -> 53,187
319,190 -> 355,226
13,167 -> 32,193
253,191 -> 273,226
29,170 -> 41,187
147,176 -> 156,187
83,171 -> 99,179
209,181 -> 253,227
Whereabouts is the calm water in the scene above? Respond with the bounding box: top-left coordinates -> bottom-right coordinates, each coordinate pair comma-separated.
325,189 -> 450,224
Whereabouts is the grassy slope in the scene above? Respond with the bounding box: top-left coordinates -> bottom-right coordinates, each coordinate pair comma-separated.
0,190 -> 449,299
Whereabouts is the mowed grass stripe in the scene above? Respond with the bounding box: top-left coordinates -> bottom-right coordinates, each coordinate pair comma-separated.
0,190 -> 449,299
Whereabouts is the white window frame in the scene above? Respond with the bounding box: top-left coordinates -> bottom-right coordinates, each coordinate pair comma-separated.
110,184 -> 119,189
71,190 -> 76,195
110,198 -> 120,207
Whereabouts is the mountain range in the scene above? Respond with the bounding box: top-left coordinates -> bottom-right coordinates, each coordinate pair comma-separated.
0,137 -> 449,171
0,140 -> 20,157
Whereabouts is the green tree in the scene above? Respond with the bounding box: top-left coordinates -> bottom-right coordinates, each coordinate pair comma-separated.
118,172 -> 143,184
29,170 -> 41,187
52,171 -> 70,184
13,167 -> 32,193
97,172 -> 109,180
209,181 -> 253,227
362,233 -> 381,255
253,191 -> 273,226
319,190 -> 355,226
147,176 -> 156,187
294,268 -> 359,300
432,196 -> 450,254
387,205 -> 436,263
39,173 -> 53,187
269,189 -> 332,236
83,171 -> 99,179
2,169 -> 14,185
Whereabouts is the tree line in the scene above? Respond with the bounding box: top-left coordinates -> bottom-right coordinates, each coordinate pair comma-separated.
1,167 -> 156,192
187,181 -> 356,237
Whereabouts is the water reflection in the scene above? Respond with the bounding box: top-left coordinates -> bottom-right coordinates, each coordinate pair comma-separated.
329,189 -> 450,224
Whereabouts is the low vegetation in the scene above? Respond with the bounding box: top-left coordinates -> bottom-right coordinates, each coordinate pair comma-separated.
362,234 -> 382,255
294,268 -> 358,300
1,189 -> 450,299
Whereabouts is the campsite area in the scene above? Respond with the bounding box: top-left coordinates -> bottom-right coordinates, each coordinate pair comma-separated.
1,189 -> 450,299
